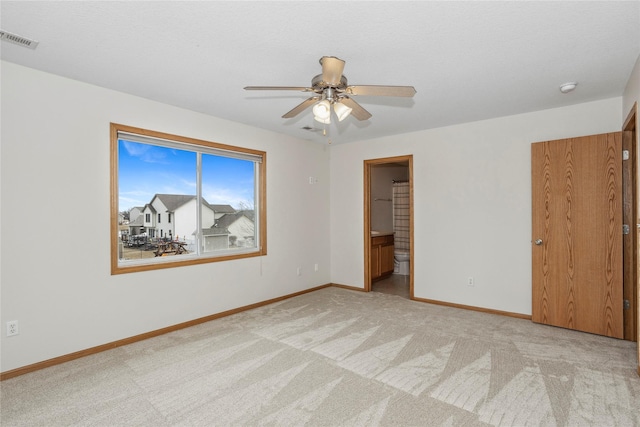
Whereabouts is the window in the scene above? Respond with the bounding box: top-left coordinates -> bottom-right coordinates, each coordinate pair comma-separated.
111,123 -> 266,274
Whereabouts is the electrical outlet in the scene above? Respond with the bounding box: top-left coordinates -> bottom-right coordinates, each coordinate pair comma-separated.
467,277 -> 474,287
6,320 -> 19,336
297,267 -> 301,276
314,263 -> 319,272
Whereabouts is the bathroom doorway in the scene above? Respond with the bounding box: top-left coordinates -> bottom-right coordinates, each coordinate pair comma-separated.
364,155 -> 414,298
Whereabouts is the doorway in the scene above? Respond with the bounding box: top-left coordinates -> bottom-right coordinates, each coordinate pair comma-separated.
364,156 -> 414,298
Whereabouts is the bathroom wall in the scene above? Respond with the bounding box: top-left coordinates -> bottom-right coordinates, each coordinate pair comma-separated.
370,164 -> 409,232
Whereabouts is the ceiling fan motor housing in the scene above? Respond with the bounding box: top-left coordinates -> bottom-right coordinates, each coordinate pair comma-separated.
312,74 -> 348,91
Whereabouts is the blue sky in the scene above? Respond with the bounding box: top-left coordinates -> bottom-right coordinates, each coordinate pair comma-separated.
118,139 -> 255,211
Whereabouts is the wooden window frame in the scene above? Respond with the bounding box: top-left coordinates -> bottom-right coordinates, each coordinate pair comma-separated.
110,123 -> 267,275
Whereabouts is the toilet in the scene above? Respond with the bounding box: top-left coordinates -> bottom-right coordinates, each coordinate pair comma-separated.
393,249 -> 410,275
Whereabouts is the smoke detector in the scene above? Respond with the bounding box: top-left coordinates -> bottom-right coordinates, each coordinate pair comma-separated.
0,29 -> 39,49
559,82 -> 577,93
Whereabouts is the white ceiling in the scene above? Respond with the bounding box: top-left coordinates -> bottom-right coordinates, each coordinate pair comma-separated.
2,1 -> 639,144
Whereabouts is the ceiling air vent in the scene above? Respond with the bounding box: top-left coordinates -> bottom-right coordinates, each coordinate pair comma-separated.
301,126 -> 322,133
0,30 -> 39,49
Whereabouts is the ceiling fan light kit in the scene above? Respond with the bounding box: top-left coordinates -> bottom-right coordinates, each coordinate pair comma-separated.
312,99 -> 353,124
333,102 -> 353,122
313,100 -> 332,123
244,56 -> 416,125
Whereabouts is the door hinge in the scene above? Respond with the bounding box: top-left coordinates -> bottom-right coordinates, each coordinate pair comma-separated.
623,150 -> 629,161
623,224 -> 630,235
623,299 -> 630,310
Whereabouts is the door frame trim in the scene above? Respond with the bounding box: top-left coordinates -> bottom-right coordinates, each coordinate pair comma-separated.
622,102 -> 638,342
363,155 -> 414,295
622,102 -> 639,375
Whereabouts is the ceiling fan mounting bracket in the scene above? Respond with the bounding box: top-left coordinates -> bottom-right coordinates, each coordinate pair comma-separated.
311,74 -> 348,91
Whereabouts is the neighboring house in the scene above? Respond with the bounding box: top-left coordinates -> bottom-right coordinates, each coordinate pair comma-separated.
150,194 -> 196,240
134,195 -> 238,249
125,206 -> 145,237
214,212 -> 255,247
117,213 -> 129,244
127,214 -> 144,237
201,226 -> 230,252
141,203 -> 157,238
171,196 -> 215,246
129,206 -> 143,222
238,210 -> 254,222
209,204 -> 236,220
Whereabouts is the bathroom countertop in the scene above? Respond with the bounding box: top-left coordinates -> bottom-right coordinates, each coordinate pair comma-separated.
371,231 -> 394,237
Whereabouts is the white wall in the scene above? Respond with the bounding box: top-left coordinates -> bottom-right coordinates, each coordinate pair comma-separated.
330,98 -> 622,314
0,61 -> 331,372
622,54 -> 639,123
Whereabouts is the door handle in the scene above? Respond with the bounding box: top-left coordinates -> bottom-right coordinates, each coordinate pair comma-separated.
534,239 -> 543,245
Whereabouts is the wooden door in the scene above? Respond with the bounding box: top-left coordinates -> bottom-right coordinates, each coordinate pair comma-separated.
532,132 -> 623,339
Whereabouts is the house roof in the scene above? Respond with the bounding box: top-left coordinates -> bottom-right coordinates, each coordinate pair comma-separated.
201,227 -> 229,236
153,194 -> 198,212
151,194 -> 235,213
215,212 -> 251,229
237,210 -> 254,221
129,215 -> 144,227
2,2 -> 637,145
142,203 -> 157,214
210,204 -> 236,214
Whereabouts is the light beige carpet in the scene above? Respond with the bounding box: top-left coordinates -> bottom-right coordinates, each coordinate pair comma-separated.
1,287 -> 639,426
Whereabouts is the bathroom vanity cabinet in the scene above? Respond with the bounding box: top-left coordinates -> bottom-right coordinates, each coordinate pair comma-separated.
371,234 -> 394,281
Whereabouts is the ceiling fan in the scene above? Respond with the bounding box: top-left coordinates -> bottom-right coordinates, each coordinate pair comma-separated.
244,56 -> 416,124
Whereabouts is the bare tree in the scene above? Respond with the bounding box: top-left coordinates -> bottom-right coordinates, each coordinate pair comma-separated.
236,200 -> 254,213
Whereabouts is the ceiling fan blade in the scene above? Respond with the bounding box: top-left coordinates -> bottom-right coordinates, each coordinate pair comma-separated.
320,56 -> 345,86
282,97 -> 320,118
244,86 -> 312,91
345,85 -> 416,97
340,97 -> 372,121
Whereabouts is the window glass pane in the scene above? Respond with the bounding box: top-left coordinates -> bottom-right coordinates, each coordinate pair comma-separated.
118,139 -> 196,262
200,154 -> 257,253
